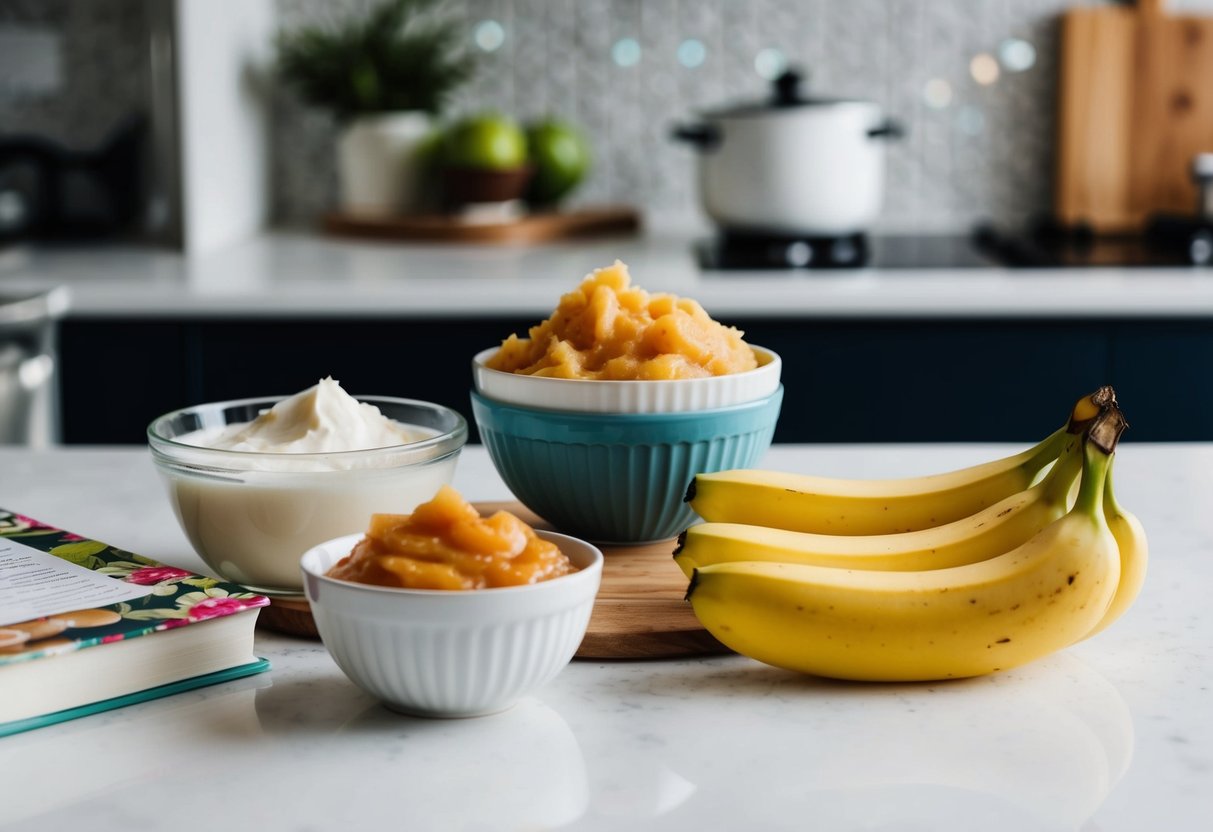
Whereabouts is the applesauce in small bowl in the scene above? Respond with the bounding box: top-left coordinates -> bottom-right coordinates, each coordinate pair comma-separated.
302,487 -> 603,718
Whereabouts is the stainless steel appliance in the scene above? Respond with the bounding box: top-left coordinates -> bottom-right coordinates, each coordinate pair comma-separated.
0,287 -> 68,446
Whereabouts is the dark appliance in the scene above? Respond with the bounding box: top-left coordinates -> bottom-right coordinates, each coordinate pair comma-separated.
0,116 -> 146,242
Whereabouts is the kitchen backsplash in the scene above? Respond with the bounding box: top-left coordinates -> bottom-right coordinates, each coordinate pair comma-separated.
7,0 -> 1213,234
273,0 -> 1078,232
0,0 -> 148,151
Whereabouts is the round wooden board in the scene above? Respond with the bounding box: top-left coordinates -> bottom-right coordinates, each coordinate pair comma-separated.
256,502 -> 727,660
258,596 -> 318,639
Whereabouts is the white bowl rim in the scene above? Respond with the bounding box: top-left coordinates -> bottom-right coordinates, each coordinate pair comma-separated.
472,344 -> 780,387
301,530 -> 604,598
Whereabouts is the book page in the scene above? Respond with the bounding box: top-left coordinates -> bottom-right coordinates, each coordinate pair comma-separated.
0,538 -> 155,627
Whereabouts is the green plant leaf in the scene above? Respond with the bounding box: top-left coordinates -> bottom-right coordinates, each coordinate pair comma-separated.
182,577 -> 218,589
122,609 -> 190,621
274,0 -> 475,119
51,541 -> 108,563
99,561 -> 143,572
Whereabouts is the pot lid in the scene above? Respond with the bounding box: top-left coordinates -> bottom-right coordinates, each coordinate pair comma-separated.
702,69 -> 872,117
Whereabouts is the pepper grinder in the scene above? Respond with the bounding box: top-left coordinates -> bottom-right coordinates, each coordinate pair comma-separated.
1193,153 -> 1213,220
1144,153 -> 1213,265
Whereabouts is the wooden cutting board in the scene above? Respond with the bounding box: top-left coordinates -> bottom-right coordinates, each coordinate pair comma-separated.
1056,0 -> 1213,231
323,205 -> 640,244
257,501 -> 726,660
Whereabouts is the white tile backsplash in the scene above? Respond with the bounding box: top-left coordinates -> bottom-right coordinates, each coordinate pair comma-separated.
1,0 -> 1129,235
271,0 -> 1098,232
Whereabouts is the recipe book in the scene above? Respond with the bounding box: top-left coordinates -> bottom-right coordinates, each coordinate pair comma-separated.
0,508 -> 270,737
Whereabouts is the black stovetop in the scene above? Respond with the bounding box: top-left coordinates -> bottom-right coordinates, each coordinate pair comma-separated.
697,219 -> 1213,271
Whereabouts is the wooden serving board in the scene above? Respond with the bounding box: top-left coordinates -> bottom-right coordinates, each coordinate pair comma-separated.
256,501 -> 726,660
323,205 -> 640,244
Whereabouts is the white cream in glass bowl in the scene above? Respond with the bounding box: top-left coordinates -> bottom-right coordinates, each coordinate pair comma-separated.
148,379 -> 467,595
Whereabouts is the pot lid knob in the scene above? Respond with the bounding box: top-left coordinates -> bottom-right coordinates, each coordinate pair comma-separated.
772,69 -> 805,107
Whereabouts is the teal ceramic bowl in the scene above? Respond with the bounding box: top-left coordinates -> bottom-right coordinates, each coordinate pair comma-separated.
471,386 -> 783,543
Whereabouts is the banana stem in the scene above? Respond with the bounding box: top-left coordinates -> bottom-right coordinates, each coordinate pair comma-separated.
1088,402 -> 1129,455
1042,436 -> 1084,503
1063,394 -> 1126,518
1067,386 -> 1118,435
1103,460 -> 1124,520
1074,442 -> 1111,518
1024,427 -> 1070,480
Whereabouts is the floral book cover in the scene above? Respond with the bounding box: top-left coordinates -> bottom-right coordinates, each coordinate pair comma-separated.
0,509 -> 270,666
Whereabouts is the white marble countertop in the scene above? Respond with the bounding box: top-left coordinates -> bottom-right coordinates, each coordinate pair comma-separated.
5,225 -> 1213,320
0,442 -> 1208,831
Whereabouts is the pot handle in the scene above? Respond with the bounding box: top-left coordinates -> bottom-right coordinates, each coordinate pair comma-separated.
671,123 -> 722,151
868,120 -> 905,140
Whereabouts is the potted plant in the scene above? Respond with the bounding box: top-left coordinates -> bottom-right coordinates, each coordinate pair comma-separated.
276,0 -> 475,217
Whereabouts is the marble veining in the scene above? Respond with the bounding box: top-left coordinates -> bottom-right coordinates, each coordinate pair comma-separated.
0,444 -> 1210,830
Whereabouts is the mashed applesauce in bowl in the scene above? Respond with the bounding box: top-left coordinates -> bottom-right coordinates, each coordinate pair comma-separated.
325,485 -> 577,590
148,378 -> 467,595
470,261 -> 783,543
472,261 -> 781,413
301,486 -> 603,718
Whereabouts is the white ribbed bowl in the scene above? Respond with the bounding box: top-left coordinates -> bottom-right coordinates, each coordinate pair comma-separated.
471,345 -> 781,413
300,531 -> 603,718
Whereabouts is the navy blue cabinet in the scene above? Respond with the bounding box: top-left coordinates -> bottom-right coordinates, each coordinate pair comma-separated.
736,319 -> 1110,443
57,316 -> 1199,444
1108,321 -> 1213,441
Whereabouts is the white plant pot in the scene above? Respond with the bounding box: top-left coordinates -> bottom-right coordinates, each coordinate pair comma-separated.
336,112 -> 433,217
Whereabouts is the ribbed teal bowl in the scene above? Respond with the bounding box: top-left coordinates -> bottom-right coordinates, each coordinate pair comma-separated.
471,386 -> 783,543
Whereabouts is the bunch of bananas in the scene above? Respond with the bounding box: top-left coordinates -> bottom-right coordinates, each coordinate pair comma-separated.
677,387 -> 1147,682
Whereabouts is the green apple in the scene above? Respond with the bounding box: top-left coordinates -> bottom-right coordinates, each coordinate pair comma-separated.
441,114 -> 528,170
526,118 -> 591,205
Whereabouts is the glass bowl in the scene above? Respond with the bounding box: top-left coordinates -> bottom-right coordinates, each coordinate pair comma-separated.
148,396 -> 467,595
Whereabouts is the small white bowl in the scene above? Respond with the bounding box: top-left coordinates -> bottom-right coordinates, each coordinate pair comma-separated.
471,345 -> 781,413
301,530 -> 603,718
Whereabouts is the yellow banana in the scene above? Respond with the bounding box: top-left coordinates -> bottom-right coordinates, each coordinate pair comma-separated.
675,434 -> 1083,579
684,437 -> 1121,682
686,428 -> 1066,535
685,387 -> 1115,536
1086,460 -> 1148,638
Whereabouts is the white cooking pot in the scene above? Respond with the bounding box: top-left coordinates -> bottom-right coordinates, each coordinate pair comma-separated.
673,70 -> 902,237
